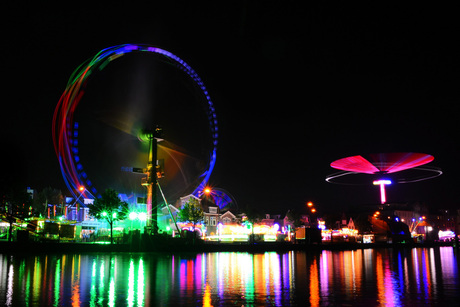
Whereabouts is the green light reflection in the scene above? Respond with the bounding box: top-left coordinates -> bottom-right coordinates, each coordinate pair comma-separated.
54,259 -> 60,307
108,257 -> 115,307
128,259 -> 135,307
90,259 -> 97,307
138,258 -> 145,307
99,259 -> 105,305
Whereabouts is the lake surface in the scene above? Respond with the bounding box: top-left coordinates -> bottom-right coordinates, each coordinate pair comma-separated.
1,247 -> 459,306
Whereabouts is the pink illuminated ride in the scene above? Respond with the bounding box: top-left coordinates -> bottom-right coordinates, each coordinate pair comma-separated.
326,153 -> 442,204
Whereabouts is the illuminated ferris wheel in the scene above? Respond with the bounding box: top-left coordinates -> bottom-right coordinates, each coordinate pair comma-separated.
53,44 -> 218,216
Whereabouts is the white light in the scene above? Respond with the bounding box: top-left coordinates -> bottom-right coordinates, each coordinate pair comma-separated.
373,179 -> 392,185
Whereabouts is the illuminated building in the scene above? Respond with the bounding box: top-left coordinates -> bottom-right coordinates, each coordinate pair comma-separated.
220,211 -> 237,225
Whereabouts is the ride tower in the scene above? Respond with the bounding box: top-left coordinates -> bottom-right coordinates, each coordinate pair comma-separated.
139,127 -> 164,234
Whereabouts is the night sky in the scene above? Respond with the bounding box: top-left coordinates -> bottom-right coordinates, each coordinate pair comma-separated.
2,3 -> 460,214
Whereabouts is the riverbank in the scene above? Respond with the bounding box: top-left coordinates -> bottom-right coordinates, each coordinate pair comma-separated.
0,238 -> 456,254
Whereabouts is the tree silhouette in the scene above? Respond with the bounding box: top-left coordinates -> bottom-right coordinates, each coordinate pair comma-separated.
89,189 -> 128,244
34,187 -> 64,217
286,209 -> 304,228
242,205 -> 264,243
1,186 -> 32,241
178,197 -> 204,241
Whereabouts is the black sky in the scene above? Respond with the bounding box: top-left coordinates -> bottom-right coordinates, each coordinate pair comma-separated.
2,2 -> 460,213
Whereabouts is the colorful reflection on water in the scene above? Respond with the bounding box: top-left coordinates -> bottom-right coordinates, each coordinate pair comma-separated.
1,247 -> 459,306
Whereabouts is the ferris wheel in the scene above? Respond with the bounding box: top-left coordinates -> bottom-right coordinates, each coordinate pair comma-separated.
52,44 -> 218,209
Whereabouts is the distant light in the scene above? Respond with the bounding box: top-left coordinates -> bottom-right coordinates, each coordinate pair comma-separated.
78,186 -> 85,192
204,188 -> 211,195
129,212 -> 138,220
311,208 -> 316,213
102,212 -> 107,217
138,212 -> 147,221
112,212 -> 117,218
395,217 -> 399,222
307,202 -> 313,207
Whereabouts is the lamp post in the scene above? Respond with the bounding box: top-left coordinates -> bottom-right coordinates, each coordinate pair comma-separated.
69,185 -> 95,221
306,201 -> 317,225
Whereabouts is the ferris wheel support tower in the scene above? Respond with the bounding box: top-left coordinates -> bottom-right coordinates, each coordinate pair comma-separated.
139,127 -> 164,234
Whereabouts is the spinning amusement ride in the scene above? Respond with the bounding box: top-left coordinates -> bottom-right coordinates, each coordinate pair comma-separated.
326,152 -> 442,204
52,44 -> 234,231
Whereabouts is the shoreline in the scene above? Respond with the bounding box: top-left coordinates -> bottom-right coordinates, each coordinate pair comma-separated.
0,239 -> 456,254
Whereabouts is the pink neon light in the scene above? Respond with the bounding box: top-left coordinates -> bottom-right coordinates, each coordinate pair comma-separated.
330,153 -> 434,174
373,180 -> 391,204
330,155 -> 379,174
368,153 -> 434,174
380,184 -> 386,204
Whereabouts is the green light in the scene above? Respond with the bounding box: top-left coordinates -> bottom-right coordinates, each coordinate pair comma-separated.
102,212 -> 107,217
129,212 -> 138,220
138,212 -> 147,221
112,212 -> 117,219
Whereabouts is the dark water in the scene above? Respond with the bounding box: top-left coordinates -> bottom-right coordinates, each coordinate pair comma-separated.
1,247 -> 459,306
